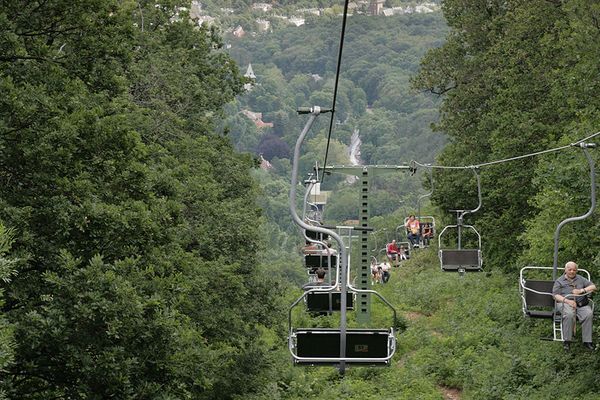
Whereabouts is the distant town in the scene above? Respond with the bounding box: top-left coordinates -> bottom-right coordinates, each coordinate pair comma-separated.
180,1 -> 441,37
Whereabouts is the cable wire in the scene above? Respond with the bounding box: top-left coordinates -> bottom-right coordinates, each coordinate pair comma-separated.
412,131 -> 600,170
320,0 -> 350,183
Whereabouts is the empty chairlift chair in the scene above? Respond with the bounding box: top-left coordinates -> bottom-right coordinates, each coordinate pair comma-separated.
438,168 -> 483,273
438,212 -> 482,273
291,328 -> 394,366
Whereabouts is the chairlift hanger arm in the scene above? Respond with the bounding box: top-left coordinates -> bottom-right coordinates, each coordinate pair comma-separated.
290,107 -> 350,374
552,145 -> 596,279
460,167 -> 482,218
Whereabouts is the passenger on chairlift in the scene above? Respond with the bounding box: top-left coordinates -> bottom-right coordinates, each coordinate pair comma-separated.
371,259 -> 382,285
302,268 -> 329,289
422,223 -> 433,246
324,240 -> 338,256
405,215 -> 420,248
386,239 -> 401,266
380,259 -> 391,283
302,240 -> 337,256
399,245 -> 408,262
552,261 -> 597,352
302,241 -> 321,254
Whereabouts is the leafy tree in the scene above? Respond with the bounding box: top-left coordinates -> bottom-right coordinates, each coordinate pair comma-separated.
0,224 -> 16,400
414,0 -> 600,270
0,1 -> 282,398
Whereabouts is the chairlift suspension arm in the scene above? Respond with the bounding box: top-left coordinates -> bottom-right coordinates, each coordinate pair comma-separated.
552,144 -> 597,280
289,107 -> 349,374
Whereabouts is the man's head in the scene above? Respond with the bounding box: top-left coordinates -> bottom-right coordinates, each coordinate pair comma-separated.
565,261 -> 578,279
316,268 -> 326,280
392,239 -> 396,244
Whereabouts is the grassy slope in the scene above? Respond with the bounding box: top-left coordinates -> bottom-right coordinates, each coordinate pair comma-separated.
272,247 -> 600,400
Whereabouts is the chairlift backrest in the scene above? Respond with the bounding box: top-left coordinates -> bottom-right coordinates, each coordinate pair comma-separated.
304,254 -> 337,269
292,328 -> 394,366
305,292 -> 354,312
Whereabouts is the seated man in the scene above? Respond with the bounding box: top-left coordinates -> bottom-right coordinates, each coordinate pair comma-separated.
386,239 -> 401,266
405,215 -> 420,248
302,268 -> 330,289
552,261 -> 597,351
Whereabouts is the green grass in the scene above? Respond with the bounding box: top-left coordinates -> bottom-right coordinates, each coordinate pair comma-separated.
263,246 -> 600,399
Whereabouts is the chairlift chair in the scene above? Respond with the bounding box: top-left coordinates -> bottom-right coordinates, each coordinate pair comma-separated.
438,220 -> 483,273
290,328 -> 395,366
520,266 -> 594,341
518,142 -> 597,342
438,168 -> 483,273
400,217 -> 435,248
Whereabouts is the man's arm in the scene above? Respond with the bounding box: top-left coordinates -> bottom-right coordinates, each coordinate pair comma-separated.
573,283 -> 597,296
553,280 -> 577,307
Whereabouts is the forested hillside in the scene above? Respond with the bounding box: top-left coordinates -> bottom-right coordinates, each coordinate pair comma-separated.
0,1 -> 283,398
414,0 -> 600,270
223,10 -> 448,246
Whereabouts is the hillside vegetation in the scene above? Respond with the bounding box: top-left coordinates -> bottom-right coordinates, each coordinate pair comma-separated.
0,0 -> 599,399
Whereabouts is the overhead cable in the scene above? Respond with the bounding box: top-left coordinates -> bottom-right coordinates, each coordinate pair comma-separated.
320,0 -> 350,183
412,130 -> 600,171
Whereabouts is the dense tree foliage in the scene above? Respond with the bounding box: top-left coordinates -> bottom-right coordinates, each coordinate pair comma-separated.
0,1 -> 283,398
414,0 -> 600,271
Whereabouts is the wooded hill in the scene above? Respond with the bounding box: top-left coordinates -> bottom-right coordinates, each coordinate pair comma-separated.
0,0 -> 599,399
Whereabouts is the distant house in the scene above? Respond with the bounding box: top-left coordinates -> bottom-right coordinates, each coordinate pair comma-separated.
259,154 -> 273,170
296,8 -> 321,16
232,25 -> 245,38
252,3 -> 272,12
256,19 -> 271,32
369,0 -> 384,15
242,110 -> 274,129
415,4 -> 436,13
289,16 -> 305,27
382,8 -> 394,16
190,1 -> 202,19
197,15 -> 215,27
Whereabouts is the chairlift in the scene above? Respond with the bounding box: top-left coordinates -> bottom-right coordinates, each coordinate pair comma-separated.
400,216 -> 436,249
438,168 -> 483,274
518,142 -> 597,341
288,107 -> 397,373
519,266 -> 594,341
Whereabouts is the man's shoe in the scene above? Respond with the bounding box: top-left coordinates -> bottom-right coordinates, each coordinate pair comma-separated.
584,342 -> 595,351
563,341 -> 571,352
